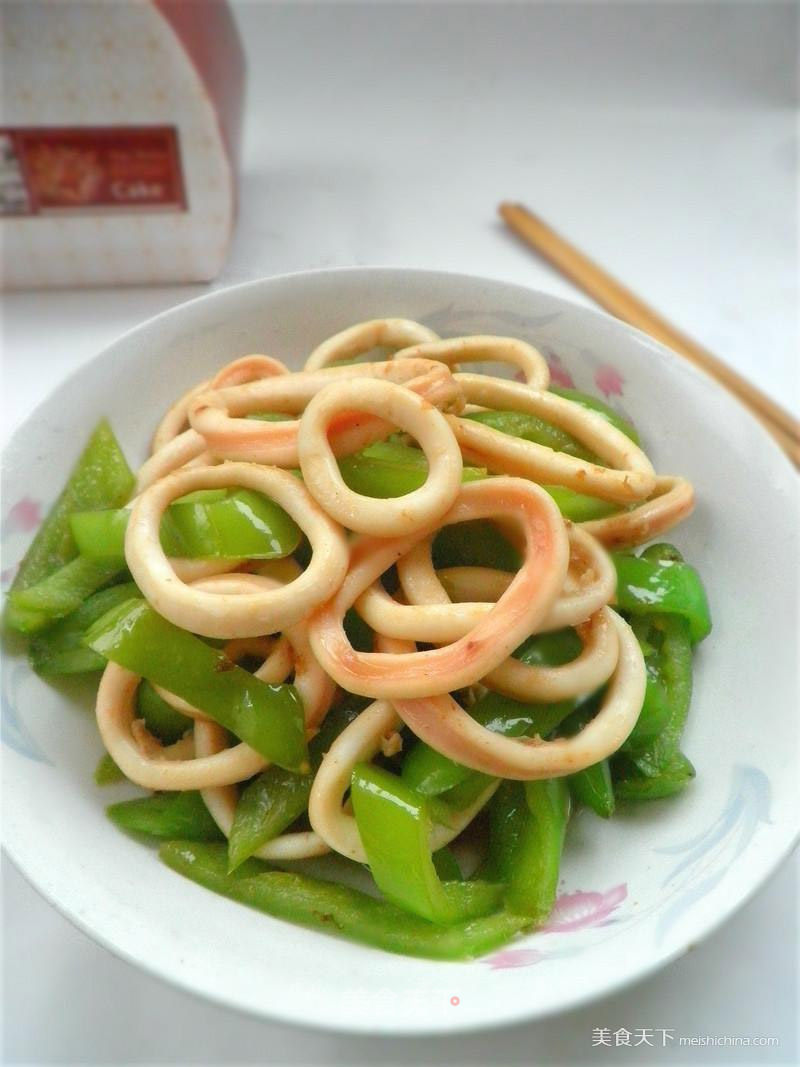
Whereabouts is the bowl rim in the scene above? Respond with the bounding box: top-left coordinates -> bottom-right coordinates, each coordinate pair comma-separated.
3,265 -> 799,1035
4,264 -> 798,480
4,264 -> 797,481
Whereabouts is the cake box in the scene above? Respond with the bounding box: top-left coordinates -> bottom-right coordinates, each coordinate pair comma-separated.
1,0 -> 245,288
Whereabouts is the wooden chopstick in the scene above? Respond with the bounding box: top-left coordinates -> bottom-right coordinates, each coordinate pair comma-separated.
499,202 -> 800,469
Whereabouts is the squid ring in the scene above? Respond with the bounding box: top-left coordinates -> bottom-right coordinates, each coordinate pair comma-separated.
307,699 -> 499,863
432,522 -> 618,634
298,378 -> 463,536
195,720 -> 329,861
392,609 -> 646,780
308,477 -> 569,699
394,335 -> 550,388
125,463 -> 349,639
448,374 -> 656,503
98,568 -> 336,791
223,635 -> 295,683
482,606 -> 620,703
304,317 -> 439,371
188,359 -> 462,467
582,475 -> 695,549
355,524 -> 615,643
151,379 -> 211,454
136,428 -> 211,495
96,663 -> 267,790
140,354 -> 290,492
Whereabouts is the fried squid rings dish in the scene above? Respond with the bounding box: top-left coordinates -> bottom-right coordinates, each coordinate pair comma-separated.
11,317 -> 706,960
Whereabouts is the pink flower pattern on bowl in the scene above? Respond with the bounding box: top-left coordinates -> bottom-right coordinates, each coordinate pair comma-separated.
2,496 -> 42,536
1,496 -> 43,588
483,884 -> 628,970
541,883 -> 628,932
545,352 -> 576,389
485,948 -> 545,971
594,364 -> 625,397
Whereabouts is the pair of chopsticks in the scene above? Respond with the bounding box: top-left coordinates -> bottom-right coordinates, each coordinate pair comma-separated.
499,202 -> 800,469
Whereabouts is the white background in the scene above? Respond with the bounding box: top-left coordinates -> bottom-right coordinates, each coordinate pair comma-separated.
2,2 -> 798,1064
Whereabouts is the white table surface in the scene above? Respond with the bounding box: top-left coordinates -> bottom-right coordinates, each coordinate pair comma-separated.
2,3 -> 798,1064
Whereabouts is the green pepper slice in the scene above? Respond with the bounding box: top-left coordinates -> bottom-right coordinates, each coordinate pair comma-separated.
464,398 -> 633,521
402,691 -> 576,799
108,791 -> 225,841
227,702 -> 362,871
10,558 -> 124,633
621,615 -> 673,748
71,489 -> 301,563
542,486 -> 621,523
351,762 -> 503,925
613,545 -> 711,643
28,581 -> 139,676
84,598 -> 307,772
94,753 -> 125,786
504,779 -> 571,921
339,440 -> 485,498
5,419 -> 134,633
555,698 -> 616,818
464,409 -> 596,461
612,613 -> 695,800
136,681 -> 192,744
480,781 -> 529,883
548,386 -> 640,443
161,841 -> 528,960
402,629 -> 584,798
432,520 -> 521,571
614,752 -> 695,801
568,760 -> 615,818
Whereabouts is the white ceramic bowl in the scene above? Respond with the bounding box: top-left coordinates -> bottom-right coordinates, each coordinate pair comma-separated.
2,269 -> 798,1035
